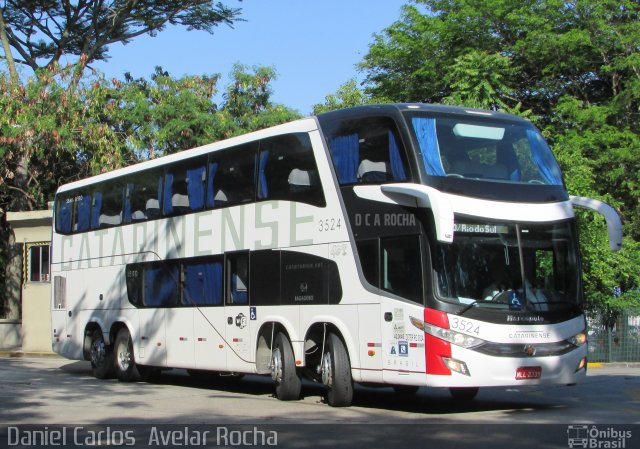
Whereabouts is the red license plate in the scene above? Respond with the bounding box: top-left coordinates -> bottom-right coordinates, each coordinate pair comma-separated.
515,366 -> 542,380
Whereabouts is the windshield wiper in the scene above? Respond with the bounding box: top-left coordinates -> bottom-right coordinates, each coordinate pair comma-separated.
456,300 -> 477,316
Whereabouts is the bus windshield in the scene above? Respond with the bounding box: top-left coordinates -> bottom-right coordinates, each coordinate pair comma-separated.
433,221 -> 580,312
406,113 -> 563,185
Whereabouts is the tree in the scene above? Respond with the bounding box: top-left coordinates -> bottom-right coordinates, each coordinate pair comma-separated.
358,0 -> 640,314
312,78 -> 379,114
0,63 -> 299,316
0,1 -> 243,86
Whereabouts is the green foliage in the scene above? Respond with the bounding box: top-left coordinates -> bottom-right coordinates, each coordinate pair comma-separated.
312,79 -> 380,114
0,1 -> 242,78
358,0 -> 640,314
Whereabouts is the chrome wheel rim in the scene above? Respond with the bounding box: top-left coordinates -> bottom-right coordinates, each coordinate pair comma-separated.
321,351 -> 332,387
117,341 -> 131,372
90,338 -> 106,367
270,347 -> 282,383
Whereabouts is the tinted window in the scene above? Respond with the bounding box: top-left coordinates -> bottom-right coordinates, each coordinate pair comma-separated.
143,262 -> 179,307
163,157 -> 207,216
281,251 -> 342,305
124,170 -> 163,222
91,183 -> 124,229
55,195 -> 74,234
356,239 -> 379,288
258,133 -> 325,207
227,252 -> 249,305
250,250 -> 281,306
324,116 -> 409,185
209,144 -> 257,208
381,235 -> 423,303
181,257 -> 223,306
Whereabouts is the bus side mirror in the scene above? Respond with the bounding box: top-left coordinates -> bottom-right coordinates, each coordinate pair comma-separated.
381,184 -> 454,243
570,196 -> 623,251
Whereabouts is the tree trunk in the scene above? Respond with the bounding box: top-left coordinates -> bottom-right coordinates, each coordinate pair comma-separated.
0,11 -> 19,85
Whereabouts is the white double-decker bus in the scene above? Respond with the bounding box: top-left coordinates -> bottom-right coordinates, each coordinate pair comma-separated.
51,104 -> 622,406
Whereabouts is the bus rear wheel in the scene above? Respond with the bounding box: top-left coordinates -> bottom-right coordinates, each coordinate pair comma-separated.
270,332 -> 301,401
89,328 -> 114,379
321,333 -> 353,407
114,328 -> 140,382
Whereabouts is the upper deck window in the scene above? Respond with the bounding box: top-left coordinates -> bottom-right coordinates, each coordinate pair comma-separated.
323,116 -> 409,185
407,114 -> 563,186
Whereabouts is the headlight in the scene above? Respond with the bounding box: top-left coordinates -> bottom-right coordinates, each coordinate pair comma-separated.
569,332 -> 587,347
424,324 -> 486,349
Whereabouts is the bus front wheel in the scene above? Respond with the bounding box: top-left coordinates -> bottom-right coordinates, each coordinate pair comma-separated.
321,333 -> 353,407
89,328 -> 114,379
114,328 -> 140,382
271,332 -> 301,401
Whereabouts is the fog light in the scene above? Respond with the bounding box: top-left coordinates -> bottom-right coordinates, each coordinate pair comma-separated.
442,357 -> 471,376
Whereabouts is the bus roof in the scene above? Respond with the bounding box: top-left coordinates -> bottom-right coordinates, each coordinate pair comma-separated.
55,103 -> 530,195
316,103 -> 531,124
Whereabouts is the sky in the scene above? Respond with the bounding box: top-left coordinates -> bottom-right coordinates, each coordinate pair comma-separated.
92,0 -> 408,115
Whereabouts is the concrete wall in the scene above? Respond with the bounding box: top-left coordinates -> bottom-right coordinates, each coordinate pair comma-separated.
0,320 -> 21,349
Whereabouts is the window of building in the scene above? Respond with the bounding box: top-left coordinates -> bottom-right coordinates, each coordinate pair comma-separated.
28,243 -> 50,283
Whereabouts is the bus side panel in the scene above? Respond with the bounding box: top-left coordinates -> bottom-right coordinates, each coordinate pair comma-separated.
357,304 -> 383,383
381,301 -> 427,386
137,309 -> 167,367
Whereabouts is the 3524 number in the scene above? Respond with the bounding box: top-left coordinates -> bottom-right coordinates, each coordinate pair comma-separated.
318,218 -> 341,232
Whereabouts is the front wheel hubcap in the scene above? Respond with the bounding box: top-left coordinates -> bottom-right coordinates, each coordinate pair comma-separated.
270,348 -> 282,383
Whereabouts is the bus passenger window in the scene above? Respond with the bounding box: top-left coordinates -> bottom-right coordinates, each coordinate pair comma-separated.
163,158 -> 207,216
74,192 -> 92,232
91,185 -> 124,229
124,171 -> 163,222
324,117 -> 408,185
55,196 -> 73,234
227,252 -> 249,305
143,263 -> 179,307
209,145 -> 257,208
258,133 -> 325,207
181,258 -> 223,306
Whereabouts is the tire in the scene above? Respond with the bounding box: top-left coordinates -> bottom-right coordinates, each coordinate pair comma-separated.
449,387 -> 479,401
89,328 -> 114,379
270,332 -> 301,401
114,327 -> 140,382
321,333 -> 353,407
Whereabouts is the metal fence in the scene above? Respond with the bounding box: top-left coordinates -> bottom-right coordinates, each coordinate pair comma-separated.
587,308 -> 640,363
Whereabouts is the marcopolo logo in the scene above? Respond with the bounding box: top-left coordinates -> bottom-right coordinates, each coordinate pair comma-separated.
567,425 -> 632,448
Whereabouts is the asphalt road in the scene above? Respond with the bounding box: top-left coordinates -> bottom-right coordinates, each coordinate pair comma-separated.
0,356 -> 638,448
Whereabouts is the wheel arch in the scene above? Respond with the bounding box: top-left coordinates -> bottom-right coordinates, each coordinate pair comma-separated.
303,319 -> 358,373
255,320 -> 296,375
